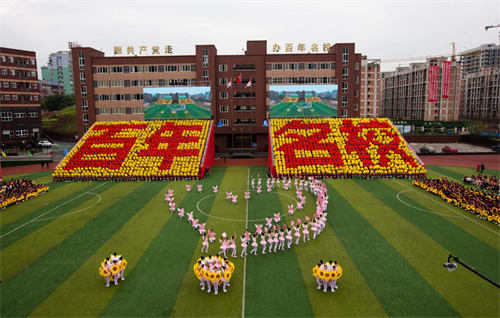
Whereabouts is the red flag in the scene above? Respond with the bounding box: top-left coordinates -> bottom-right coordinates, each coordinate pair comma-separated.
441,61 -> 451,98
236,74 -> 241,84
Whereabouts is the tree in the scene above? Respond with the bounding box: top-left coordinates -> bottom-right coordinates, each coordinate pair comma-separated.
41,94 -> 75,111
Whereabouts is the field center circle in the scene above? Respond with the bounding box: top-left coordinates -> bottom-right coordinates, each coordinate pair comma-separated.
196,190 -> 299,222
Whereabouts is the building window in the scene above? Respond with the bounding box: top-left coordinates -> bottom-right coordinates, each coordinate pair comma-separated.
342,96 -> 347,107
202,51 -> 208,68
31,71 -> 36,77
342,47 -> 349,65
341,109 -> 348,117
166,65 -> 177,72
82,100 -> 88,111
12,94 -> 18,101
234,105 -> 256,111
306,63 -> 317,70
80,72 -> 86,84
355,63 -> 359,70
96,66 -> 109,73
354,103 -> 359,111
354,90 -> 358,97
320,63 -> 330,70
342,82 -> 348,93
113,108 -> 125,114
354,76 -> 359,84
219,64 -> 228,72
219,92 -> 228,99
234,118 -> 256,125
220,105 -> 228,112
146,65 -> 158,72
286,63 -> 298,70
78,51 -> 85,70
81,86 -> 87,98
29,112 -> 38,118
1,69 -> 6,75
15,129 -> 29,137
272,64 -> 283,70
30,59 -> 35,65
9,56 -> 14,63
10,69 -> 15,76
1,112 -> 13,121
202,70 -> 209,81
5,94 -> 10,100
111,66 -> 123,73
221,119 -> 229,126
33,95 -> 39,101
111,80 -> 124,87
11,82 -> 17,88
0,56 -> 5,62
219,78 -> 228,85
342,68 -> 348,79
2,82 -> 8,88
83,113 -> 89,125
14,112 -> 26,118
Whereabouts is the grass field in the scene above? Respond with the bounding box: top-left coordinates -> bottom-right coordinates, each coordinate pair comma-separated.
1,165 -> 499,317
269,101 -> 338,117
145,103 -> 211,119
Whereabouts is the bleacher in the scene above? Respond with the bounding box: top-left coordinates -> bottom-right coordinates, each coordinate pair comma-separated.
53,119 -> 214,181
269,117 -> 426,178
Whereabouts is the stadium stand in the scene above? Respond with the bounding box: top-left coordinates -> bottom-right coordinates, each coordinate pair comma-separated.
53,119 -> 213,181
269,117 -> 425,178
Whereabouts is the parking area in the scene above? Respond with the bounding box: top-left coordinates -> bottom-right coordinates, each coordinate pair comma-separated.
408,142 -> 496,154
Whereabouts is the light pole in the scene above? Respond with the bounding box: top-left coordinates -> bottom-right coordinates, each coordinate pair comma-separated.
444,254 -> 500,289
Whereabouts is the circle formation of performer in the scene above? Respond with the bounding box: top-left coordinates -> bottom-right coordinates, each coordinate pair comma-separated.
193,255 -> 234,295
313,260 -> 342,292
98,252 -> 127,287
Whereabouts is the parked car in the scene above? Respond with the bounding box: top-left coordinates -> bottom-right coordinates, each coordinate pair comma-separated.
37,140 -> 53,148
492,144 -> 500,153
442,146 -> 459,153
419,146 -> 436,154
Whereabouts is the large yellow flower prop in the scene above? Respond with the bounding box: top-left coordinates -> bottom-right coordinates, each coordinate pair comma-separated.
313,264 -> 343,281
270,118 -> 426,178
53,120 -> 210,181
193,256 -> 234,283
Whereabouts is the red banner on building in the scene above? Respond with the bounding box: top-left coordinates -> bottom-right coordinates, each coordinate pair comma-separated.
441,61 -> 451,98
428,65 -> 440,102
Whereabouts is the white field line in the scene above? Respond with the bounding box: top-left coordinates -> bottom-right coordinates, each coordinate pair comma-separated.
394,180 -> 499,236
34,192 -> 102,222
0,182 -> 108,239
242,167 -> 249,318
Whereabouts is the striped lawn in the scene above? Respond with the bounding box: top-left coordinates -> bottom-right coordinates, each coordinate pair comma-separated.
0,165 -> 499,317
29,181 -> 178,317
1,182 -> 165,317
100,168 -> 227,317
275,183 -> 386,317
326,180 -> 459,317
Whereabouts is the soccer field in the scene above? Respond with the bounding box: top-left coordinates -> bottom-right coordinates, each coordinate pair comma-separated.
269,101 -> 337,117
145,103 -> 211,119
1,165 -> 499,317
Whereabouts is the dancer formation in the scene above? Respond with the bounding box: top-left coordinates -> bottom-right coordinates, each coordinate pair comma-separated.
98,252 -> 127,287
193,255 -> 234,295
313,260 -> 343,292
166,175 -> 329,258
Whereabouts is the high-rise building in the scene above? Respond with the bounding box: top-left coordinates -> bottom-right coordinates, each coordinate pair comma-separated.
0,47 -> 42,146
460,67 -> 500,120
41,51 -> 73,94
459,44 -> 500,122
360,56 -> 381,118
460,44 -> 499,74
72,40 -> 362,152
382,57 -> 461,121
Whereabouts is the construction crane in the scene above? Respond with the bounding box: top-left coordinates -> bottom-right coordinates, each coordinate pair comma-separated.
485,24 -> 500,31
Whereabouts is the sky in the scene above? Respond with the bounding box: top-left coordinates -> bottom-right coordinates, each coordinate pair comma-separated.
0,0 -> 498,73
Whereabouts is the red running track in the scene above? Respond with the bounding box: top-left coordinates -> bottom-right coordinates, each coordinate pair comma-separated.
2,154 -> 498,178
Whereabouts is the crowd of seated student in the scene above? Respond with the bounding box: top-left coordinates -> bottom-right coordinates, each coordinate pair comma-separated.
463,174 -> 499,192
0,179 -> 49,209
413,177 -> 499,224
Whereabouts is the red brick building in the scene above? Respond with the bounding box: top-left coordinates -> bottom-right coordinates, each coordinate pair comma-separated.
0,47 -> 42,147
72,40 -> 362,153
